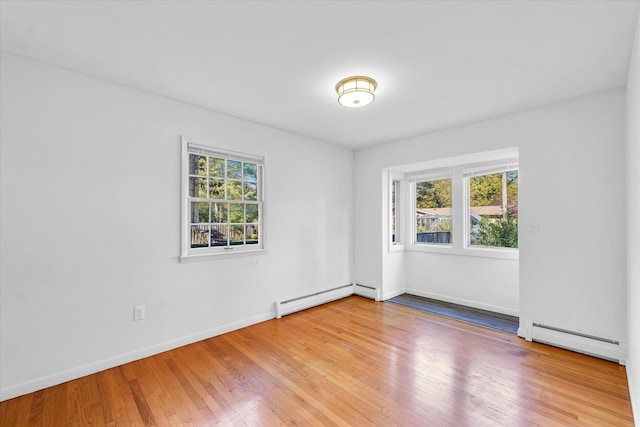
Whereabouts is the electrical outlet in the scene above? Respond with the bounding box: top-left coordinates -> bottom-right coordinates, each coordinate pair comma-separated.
133,305 -> 145,321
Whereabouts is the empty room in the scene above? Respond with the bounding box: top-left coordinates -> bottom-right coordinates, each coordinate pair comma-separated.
1,1 -> 639,425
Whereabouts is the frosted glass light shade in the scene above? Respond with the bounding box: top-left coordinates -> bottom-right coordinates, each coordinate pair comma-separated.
335,76 -> 377,107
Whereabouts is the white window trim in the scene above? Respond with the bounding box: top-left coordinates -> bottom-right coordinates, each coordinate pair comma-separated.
180,136 -> 267,263
407,168 -> 452,183
410,172 -> 454,249
389,174 -> 404,252
462,164 -> 519,253
405,158 -> 519,260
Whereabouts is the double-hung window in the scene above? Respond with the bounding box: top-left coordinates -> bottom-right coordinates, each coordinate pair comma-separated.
181,137 -> 264,260
465,165 -> 518,248
410,172 -> 453,246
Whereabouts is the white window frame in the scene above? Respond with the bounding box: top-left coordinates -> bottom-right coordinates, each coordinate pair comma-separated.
408,169 -> 454,249
180,137 -> 266,263
389,176 -> 404,251
405,160 -> 519,260
463,163 -> 519,252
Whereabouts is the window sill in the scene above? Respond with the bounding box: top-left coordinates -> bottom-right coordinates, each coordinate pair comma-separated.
407,244 -> 518,260
389,243 -> 405,252
180,248 -> 268,263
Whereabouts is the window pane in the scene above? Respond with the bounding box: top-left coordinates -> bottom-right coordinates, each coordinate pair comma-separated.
209,157 -> 225,177
246,224 -> 259,244
230,225 -> 244,245
391,180 -> 397,243
470,173 -> 502,207
189,177 -> 208,198
211,202 -> 227,223
189,154 -> 207,176
246,204 -> 258,223
415,178 -> 452,245
244,163 -> 257,181
229,203 -> 244,223
469,171 -> 518,248
506,170 -> 518,217
228,160 -> 242,179
209,179 -> 225,199
185,142 -> 264,255
227,180 -> 242,200
190,225 -> 209,248
190,202 -> 209,223
210,224 -> 228,246
243,182 -> 257,200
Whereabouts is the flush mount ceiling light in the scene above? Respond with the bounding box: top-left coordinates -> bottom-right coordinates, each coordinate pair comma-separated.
335,75 -> 377,108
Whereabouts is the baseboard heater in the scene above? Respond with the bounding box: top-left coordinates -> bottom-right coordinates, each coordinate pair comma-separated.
275,283 -> 380,319
525,320 -> 625,365
352,283 -> 381,301
275,284 -> 353,318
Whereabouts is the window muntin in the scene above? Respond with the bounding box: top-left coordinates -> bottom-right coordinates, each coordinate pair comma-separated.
467,168 -> 518,248
183,139 -> 263,257
414,177 -> 452,245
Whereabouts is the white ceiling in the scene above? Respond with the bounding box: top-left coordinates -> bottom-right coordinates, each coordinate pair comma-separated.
1,1 -> 639,149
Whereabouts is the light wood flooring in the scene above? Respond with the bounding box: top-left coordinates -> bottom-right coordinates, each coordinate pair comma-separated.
0,296 -> 634,426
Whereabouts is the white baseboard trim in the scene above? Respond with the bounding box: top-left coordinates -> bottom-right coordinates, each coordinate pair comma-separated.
0,311 -> 273,402
382,288 -> 406,301
517,327 -> 527,339
404,288 -> 519,317
626,360 -> 639,425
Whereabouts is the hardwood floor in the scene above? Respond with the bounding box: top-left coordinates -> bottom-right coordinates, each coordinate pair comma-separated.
0,296 -> 634,426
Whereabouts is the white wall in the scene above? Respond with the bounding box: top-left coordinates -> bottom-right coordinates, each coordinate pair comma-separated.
626,7 -> 640,422
354,89 -> 627,337
518,90 -> 627,342
405,252 -> 518,315
0,53 -> 353,400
